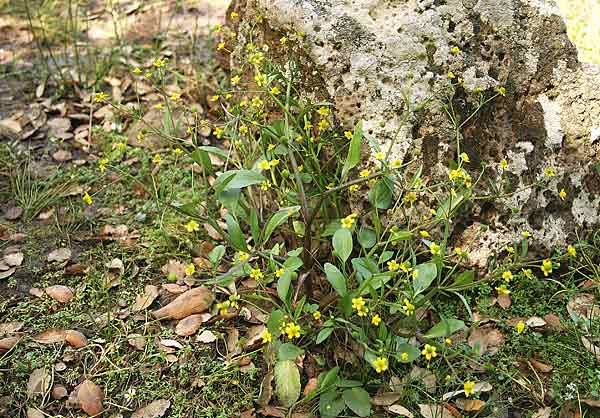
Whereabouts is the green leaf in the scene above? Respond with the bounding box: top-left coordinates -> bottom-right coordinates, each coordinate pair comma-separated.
197,145 -> 228,160
278,343 -> 304,361
263,206 -> 300,244
435,188 -> 472,220
351,257 -> 379,281
249,209 -> 260,244
368,176 -> 394,209
390,229 -> 413,242
332,228 -> 353,264
225,214 -> 247,251
396,343 -> 421,363
412,262 -> 437,295
208,245 -> 225,266
341,121 -> 363,180
190,149 -> 213,175
267,309 -> 285,336
283,256 -> 303,271
316,327 -> 334,344
214,169 -> 265,193
357,227 -> 376,249
342,387 -> 371,417
277,270 -> 293,302
324,263 -> 347,296
318,367 -> 339,391
452,270 -> 474,287
425,318 -> 465,338
274,360 -> 301,407
319,390 -> 345,418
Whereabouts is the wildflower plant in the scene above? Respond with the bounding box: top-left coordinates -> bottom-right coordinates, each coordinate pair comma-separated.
87,21 -> 583,416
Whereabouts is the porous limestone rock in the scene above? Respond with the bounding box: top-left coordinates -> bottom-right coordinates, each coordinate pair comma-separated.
228,0 -> 600,260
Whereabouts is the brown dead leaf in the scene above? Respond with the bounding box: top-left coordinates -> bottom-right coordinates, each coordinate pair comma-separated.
303,377 -> 318,397
78,380 -> 104,416
258,406 -> 285,417
52,385 -> 68,400
27,368 -> 51,397
52,149 -> 73,162
0,267 -> 16,279
468,326 -> 505,355
175,314 -> 205,336
532,407 -> 551,418
0,336 -> 20,352
131,399 -> 171,418
244,325 -> 266,349
4,206 -> 23,221
455,398 -> 485,411
162,283 -> 188,294
133,285 -> 159,312
47,248 -> 71,263
152,286 -> 214,320
526,316 -> 547,328
34,329 -> 66,344
0,321 -> 24,334
29,287 -> 44,297
65,263 -> 88,276
582,399 -> 600,408
196,330 -> 217,343
530,359 -> 553,373
387,405 -> 414,417
227,327 -> 241,356
581,336 -> 600,362
373,392 -> 402,406
257,371 -> 273,406
498,293 -> 511,309
26,407 -> 44,418
418,404 -> 454,418
567,293 -> 600,322
543,314 -> 563,331
45,285 -> 74,303
64,330 -> 87,348
3,251 -> 23,267
409,366 -> 436,392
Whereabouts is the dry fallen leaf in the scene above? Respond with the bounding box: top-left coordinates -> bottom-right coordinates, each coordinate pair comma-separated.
0,267 -> 16,280
27,368 -> 51,397
161,260 -> 187,281
152,286 -> 214,320
530,359 -> 553,373
131,399 -> 171,418
196,330 -> 217,343
128,334 -> 146,350
567,293 -> 600,323
581,336 -> 600,363
78,380 -> 104,416
387,405 -> 414,417
4,206 -> 23,221
175,314 -> 205,336
532,406 -> 551,418
34,329 -> 67,344
418,404 -> 454,418
526,316 -> 547,328
258,406 -> 285,418
52,149 -> 73,162
442,381 -> 492,400
0,336 -> 20,352
0,321 -> 23,334
244,325 -> 266,349
455,398 -> 486,411
468,326 -> 505,355
45,285 -> 74,303
26,407 -> 44,418
372,392 -> 402,406
133,285 -> 159,312
498,293 -> 512,309
65,330 -> 88,348
3,252 -> 23,267
47,248 -> 72,263
52,385 -> 68,400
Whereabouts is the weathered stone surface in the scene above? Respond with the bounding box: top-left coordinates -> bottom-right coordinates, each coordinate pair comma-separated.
230,0 -> 600,255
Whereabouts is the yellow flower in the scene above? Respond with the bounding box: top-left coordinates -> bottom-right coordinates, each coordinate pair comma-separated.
390,159 -> 402,169
258,160 -> 271,171
260,180 -> 272,190
540,259 -> 553,276
284,322 -> 301,339
261,329 -> 272,344
401,352 -> 409,361
318,119 -> 330,132
522,231 -> 532,238
99,158 -> 108,173
153,57 -> 167,68
387,259 -> 400,271
212,24 -> 222,33
496,285 -> 510,295
421,344 -> 437,361
371,314 -> 381,326
495,86 -> 506,96
231,75 -> 241,85
275,268 -> 285,278
430,242 -> 441,256
544,167 -> 556,177
403,192 -> 417,204
344,130 -> 353,140
349,184 -> 359,193
239,126 -> 249,135
236,252 -> 249,263
270,86 -> 280,95
217,300 -> 231,315
217,42 -> 226,50
173,148 -> 183,156
505,246 -> 515,254
170,92 -> 181,101
454,247 -> 467,257
567,245 -> 576,257
459,152 -> 470,163
500,159 -> 508,170
250,268 -> 263,280
351,297 -> 366,311
372,357 -> 388,373
451,46 -> 461,54
254,73 -> 267,87
154,103 -> 165,110
419,230 -> 430,238
464,380 -> 476,397
375,151 -> 385,161
341,214 -> 357,229
502,271 -> 513,282
402,298 -> 415,316
94,92 -> 109,103
136,131 -> 145,143
447,71 -> 456,79
400,262 -> 412,273
251,97 -> 263,108
132,67 -> 142,75
185,220 -> 199,232
317,107 -> 329,116
269,159 -> 280,168
211,95 -> 220,102
82,192 -> 93,206
248,51 -> 264,65
559,188 -> 567,200
516,320 -> 526,334
185,263 -> 195,276
152,154 -> 162,165
444,338 -> 452,346
359,169 -> 370,178
230,11 -> 239,19
279,36 -> 288,45
313,311 -> 321,320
